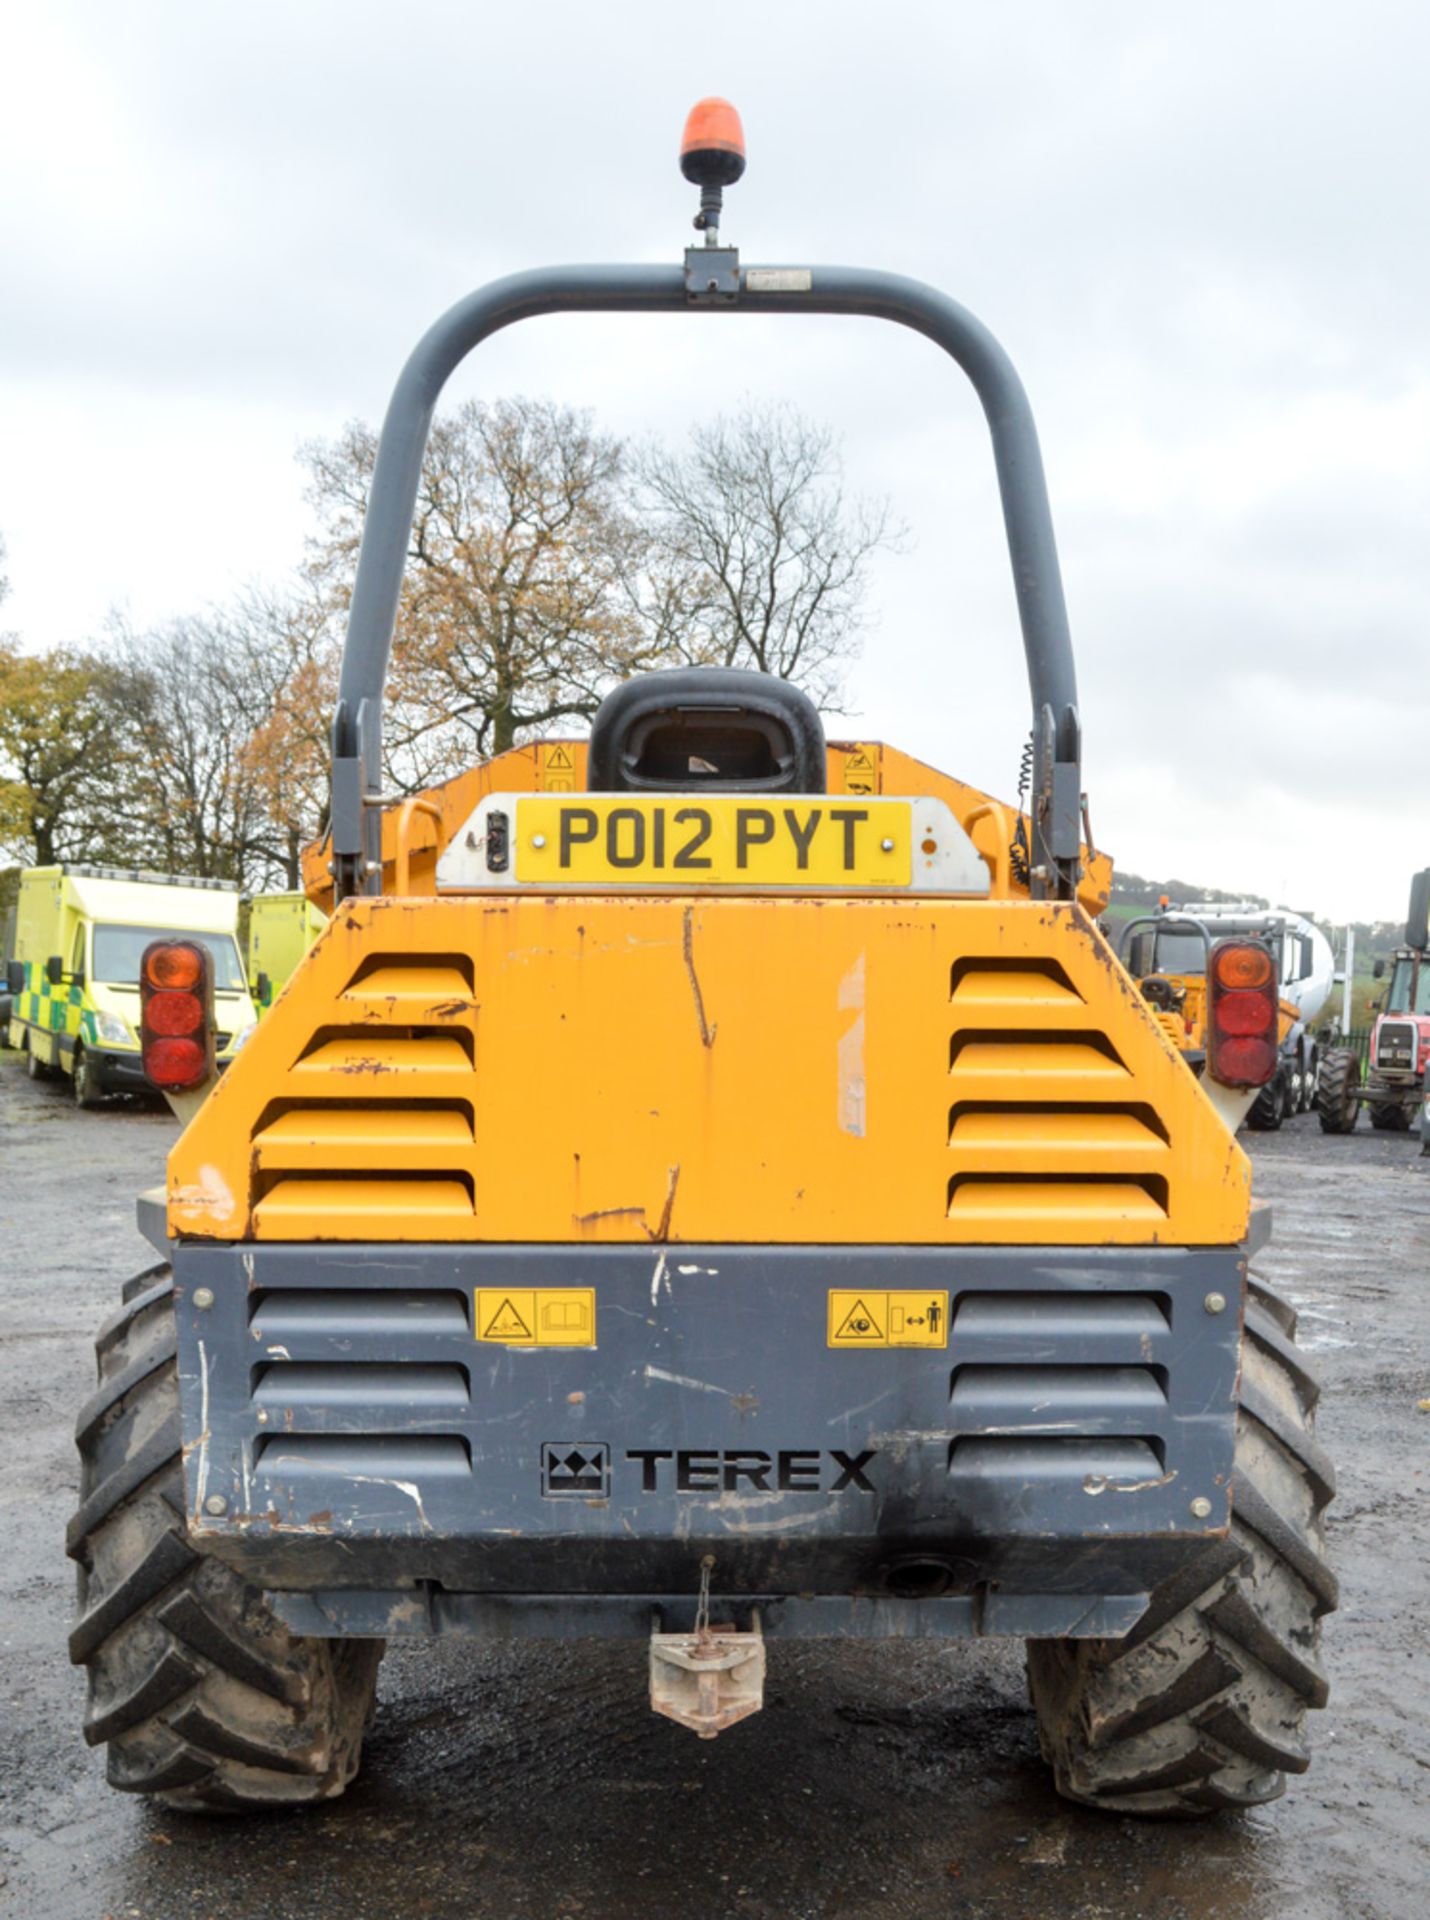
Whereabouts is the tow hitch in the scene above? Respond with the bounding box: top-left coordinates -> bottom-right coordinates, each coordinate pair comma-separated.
649,1558 -> 766,1739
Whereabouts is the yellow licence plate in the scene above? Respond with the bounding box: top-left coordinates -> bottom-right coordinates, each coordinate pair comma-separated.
513,795 -> 914,888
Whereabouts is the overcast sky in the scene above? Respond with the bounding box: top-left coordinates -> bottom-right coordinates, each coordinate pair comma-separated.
3,0 -> 1427,923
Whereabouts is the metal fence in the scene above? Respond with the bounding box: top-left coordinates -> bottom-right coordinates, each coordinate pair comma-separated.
1339,1027 -> 1372,1071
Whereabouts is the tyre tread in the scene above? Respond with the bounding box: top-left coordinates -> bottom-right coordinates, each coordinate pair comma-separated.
1026,1266 -> 1334,1816
1316,1050 -> 1360,1133
1245,1305 -> 1320,1412
74,1328 -> 178,1447
157,1587 -> 312,1708
71,1265 -> 384,1812
69,1527 -> 196,1665
67,1416 -> 182,1556
84,1646 -> 205,1746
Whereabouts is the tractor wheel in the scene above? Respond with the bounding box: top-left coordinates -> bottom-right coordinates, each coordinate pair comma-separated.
72,1044 -> 104,1109
1316,1050 -> 1360,1133
1027,1270 -> 1335,1815
1368,1091 -> 1412,1132
68,1267 -> 384,1812
1246,1067 -> 1288,1132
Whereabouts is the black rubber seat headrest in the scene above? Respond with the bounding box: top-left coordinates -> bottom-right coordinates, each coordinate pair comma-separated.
587,667 -> 826,794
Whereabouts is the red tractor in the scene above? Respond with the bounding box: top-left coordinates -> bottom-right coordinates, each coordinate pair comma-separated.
1319,869 -> 1430,1132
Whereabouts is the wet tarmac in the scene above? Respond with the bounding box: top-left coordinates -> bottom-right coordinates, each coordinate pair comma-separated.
1,1049 -> 1426,1919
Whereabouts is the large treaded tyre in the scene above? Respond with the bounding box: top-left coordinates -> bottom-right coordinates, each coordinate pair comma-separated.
1245,1066 -> 1288,1132
1316,1049 -> 1360,1133
68,1266 -> 384,1812
1368,1095 -> 1412,1131
1026,1271 -> 1336,1815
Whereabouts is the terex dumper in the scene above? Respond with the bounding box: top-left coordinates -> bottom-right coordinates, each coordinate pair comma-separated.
68,103 -> 1335,1819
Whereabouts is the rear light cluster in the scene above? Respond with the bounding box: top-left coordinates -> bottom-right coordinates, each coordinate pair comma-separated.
140,941 -> 215,1092
1206,939 -> 1279,1089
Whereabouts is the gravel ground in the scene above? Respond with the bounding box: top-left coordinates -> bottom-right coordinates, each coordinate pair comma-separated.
1,1048 -> 1426,1920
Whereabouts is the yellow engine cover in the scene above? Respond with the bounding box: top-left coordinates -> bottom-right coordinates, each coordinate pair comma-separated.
169,897 -> 1249,1247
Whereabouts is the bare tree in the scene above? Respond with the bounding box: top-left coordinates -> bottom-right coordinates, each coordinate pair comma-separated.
9,397 -> 906,893
226,586 -> 341,886
636,400 -> 902,708
301,397 -> 671,778
105,589 -> 340,891
105,616 -> 257,883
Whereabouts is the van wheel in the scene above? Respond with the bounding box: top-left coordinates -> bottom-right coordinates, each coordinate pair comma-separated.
72,1045 -> 104,1109
26,1038 -> 52,1080
1026,1271 -> 1335,1815
68,1268 -> 385,1811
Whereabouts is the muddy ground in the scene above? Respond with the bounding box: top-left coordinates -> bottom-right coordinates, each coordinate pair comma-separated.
0,1048 -> 1426,1920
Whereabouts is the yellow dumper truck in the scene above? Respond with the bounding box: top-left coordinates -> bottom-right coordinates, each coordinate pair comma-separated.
66,103 -> 1334,1819
6,865 -> 256,1105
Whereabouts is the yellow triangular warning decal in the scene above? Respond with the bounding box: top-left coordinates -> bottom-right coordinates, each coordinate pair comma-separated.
834,1296 -> 885,1341
546,745 -> 574,770
845,748 -> 873,772
482,1296 -> 534,1340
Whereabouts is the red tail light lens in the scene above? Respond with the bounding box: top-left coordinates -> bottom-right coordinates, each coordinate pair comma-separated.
1207,938 -> 1280,1089
144,1036 -> 208,1085
1214,1034 -> 1278,1084
145,990 -> 204,1037
1216,992 -> 1274,1037
140,941 -> 214,1092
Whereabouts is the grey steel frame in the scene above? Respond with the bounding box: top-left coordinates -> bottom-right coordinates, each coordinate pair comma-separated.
330,256 -> 1083,899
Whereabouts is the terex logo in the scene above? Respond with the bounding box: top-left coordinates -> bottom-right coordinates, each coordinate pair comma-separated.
626,1448 -> 877,1493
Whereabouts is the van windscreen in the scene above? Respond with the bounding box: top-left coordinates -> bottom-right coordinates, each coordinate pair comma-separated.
93,925 -> 245,992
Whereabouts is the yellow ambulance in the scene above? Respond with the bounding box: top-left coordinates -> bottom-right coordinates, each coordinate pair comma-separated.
245,890 -> 327,1015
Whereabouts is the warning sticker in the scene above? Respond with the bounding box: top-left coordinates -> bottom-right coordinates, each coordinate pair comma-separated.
828,1289 -> 948,1349
476,1287 -> 596,1347
540,743 -> 577,792
840,744 -> 878,795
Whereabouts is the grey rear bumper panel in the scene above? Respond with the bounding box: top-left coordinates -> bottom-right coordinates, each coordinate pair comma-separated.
173,1241 -> 1245,1639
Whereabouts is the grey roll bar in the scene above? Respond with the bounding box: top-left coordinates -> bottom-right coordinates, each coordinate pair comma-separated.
330,255 -> 1083,899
